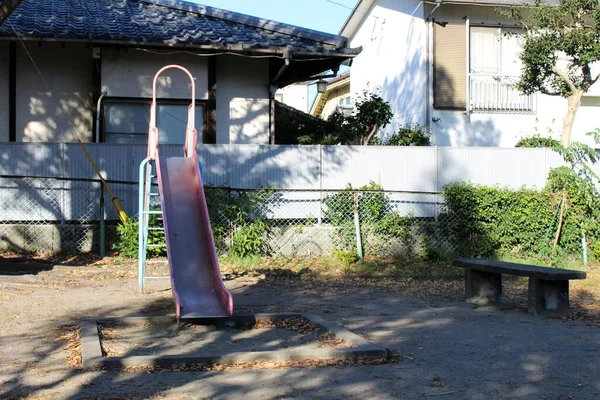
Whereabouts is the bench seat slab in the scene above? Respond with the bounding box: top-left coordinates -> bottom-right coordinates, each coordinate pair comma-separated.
465,268 -> 502,304
528,278 -> 569,316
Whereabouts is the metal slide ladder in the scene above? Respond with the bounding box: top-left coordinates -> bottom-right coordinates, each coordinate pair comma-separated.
137,157 -> 169,293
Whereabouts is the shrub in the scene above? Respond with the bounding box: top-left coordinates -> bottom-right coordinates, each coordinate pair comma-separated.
375,124 -> 431,146
231,219 -> 270,258
545,166 -> 600,254
114,186 -> 277,259
114,210 -> 166,259
442,175 -> 600,259
323,181 -> 392,254
515,135 -> 561,148
333,249 -> 359,266
323,182 -> 439,258
205,185 -> 278,257
323,181 -> 390,225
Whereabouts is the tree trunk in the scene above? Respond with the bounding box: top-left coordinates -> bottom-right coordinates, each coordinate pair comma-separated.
363,123 -> 379,146
560,90 -> 583,147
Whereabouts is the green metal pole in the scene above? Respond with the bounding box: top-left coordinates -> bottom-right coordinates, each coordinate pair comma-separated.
581,223 -> 587,267
99,185 -> 105,258
538,197 -> 563,258
354,191 -> 364,262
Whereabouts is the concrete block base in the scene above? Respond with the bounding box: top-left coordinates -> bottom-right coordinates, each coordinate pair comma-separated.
465,268 -> 503,305
528,278 -> 570,316
81,313 -> 387,369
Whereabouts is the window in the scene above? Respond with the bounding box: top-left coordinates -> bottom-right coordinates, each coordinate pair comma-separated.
338,96 -> 352,109
433,23 -> 467,110
433,23 -> 535,113
104,99 -> 205,144
469,27 -> 534,113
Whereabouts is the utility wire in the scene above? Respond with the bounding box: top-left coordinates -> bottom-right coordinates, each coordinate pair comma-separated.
7,22 -> 84,143
326,0 -> 379,19
8,23 -> 51,92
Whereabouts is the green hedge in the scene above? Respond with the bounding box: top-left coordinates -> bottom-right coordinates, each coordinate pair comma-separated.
442,168 -> 600,259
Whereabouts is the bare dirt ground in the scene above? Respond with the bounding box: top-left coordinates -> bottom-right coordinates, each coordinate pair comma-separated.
0,255 -> 599,400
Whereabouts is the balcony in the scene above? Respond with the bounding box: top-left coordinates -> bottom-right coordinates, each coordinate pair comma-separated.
469,74 -> 535,113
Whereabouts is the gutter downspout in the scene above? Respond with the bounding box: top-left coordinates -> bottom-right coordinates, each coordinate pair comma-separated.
465,15 -> 470,122
271,48 -> 293,86
425,0 -> 442,133
270,49 -> 293,144
95,89 -> 108,143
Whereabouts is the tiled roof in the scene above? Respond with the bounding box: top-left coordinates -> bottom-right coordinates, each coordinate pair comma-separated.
327,72 -> 350,85
0,0 -> 357,56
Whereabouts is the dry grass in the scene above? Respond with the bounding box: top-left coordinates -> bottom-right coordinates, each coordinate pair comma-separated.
54,325 -> 82,367
98,323 -> 122,357
247,316 -> 324,336
123,355 -> 390,374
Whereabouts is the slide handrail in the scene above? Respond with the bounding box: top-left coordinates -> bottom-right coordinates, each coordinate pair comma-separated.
147,65 -> 197,160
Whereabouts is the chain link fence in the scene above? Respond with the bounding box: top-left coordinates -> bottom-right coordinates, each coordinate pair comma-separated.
0,176 -> 458,259
206,188 -> 454,259
0,176 -> 104,253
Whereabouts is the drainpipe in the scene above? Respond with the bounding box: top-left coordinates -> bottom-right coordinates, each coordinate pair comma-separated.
271,48 -> 293,86
425,0 -> 442,21
465,15 -> 470,122
95,89 -> 108,143
425,0 -> 442,133
270,49 -> 293,144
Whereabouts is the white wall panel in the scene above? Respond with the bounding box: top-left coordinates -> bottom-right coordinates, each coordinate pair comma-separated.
0,144 -> 589,221
101,48 -> 208,99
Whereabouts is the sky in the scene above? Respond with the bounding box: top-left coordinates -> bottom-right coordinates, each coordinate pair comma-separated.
191,0 -> 357,34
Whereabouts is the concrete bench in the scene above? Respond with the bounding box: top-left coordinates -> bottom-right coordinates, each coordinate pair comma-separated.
452,258 -> 586,316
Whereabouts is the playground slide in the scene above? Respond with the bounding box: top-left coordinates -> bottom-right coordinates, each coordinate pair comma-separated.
156,153 -> 233,319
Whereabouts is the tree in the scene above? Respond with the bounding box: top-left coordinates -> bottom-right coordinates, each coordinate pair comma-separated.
500,0 -> 600,146
348,90 -> 393,145
276,88 -> 392,145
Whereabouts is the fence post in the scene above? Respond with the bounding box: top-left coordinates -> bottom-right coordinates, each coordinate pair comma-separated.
319,145 -> 323,225
99,184 -> 105,258
354,190 -> 364,262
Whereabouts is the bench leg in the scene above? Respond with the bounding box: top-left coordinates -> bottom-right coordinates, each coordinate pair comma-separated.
528,278 -> 570,316
465,268 -> 502,305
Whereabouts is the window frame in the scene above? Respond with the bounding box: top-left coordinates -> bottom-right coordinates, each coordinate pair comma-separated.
468,25 -> 536,114
101,97 -> 208,144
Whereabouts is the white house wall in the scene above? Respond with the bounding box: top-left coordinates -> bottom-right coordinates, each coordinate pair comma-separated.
4,44 -> 270,144
0,42 -> 8,142
349,0 -> 427,138
322,84 -> 350,119
429,4 -> 598,147
16,42 -> 93,142
100,48 -> 209,99
216,56 -> 270,144
350,1 -> 600,147
276,84 -> 309,113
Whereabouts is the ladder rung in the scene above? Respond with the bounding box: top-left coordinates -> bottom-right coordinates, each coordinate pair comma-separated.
144,210 -> 162,215
147,244 -> 167,248
149,193 -> 160,196
146,260 -> 168,264
145,276 -> 170,280
148,228 -> 165,231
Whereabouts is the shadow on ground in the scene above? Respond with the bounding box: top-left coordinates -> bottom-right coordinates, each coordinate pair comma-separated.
0,257 -> 54,275
1,266 -> 600,399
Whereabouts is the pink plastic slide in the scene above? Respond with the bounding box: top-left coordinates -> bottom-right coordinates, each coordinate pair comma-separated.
146,65 -> 232,319
156,153 -> 233,319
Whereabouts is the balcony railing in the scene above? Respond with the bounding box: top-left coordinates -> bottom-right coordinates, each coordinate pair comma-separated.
469,74 -> 535,113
